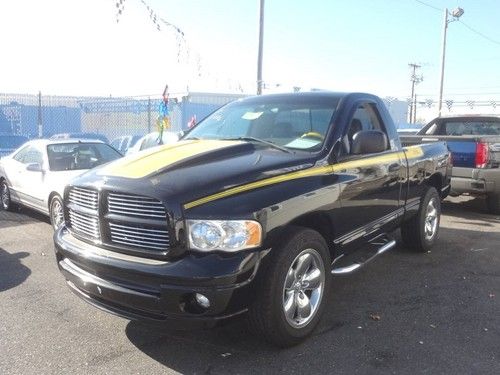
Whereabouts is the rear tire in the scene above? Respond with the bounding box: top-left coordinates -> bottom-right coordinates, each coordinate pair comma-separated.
486,193 -> 500,215
1,180 -> 12,211
49,195 -> 64,230
401,187 -> 440,253
247,227 -> 331,347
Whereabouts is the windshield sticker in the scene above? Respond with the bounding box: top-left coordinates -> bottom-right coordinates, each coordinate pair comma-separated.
242,111 -> 263,120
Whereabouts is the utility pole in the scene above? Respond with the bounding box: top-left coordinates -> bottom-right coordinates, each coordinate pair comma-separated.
437,9 -> 448,117
37,91 -> 43,138
437,7 -> 464,116
256,0 -> 265,95
408,63 -> 422,124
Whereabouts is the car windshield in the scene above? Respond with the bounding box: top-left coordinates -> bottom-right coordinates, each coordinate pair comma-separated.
0,135 -> 28,149
184,96 -> 340,151
438,120 -> 500,135
47,143 -> 122,171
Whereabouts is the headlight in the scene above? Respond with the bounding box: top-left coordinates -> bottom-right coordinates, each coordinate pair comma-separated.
187,220 -> 262,252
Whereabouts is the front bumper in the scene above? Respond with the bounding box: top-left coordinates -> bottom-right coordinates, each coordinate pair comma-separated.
54,226 -> 265,328
451,166 -> 500,195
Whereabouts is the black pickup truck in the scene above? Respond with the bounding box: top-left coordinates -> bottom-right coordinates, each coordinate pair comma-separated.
54,92 -> 451,346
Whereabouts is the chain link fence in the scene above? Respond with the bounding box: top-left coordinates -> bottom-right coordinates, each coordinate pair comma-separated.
2,92 -> 499,142
0,92 -> 245,143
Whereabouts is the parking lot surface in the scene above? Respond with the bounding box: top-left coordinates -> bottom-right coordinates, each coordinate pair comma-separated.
0,196 -> 499,375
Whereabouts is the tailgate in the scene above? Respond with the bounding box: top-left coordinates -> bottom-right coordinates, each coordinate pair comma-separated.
400,135 -> 500,168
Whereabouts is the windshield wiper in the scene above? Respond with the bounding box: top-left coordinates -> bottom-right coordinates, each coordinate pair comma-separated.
222,137 -> 292,153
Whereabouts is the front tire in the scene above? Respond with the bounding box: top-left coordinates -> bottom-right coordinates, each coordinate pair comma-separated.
1,180 -> 12,211
248,227 -> 331,347
401,187 -> 441,252
49,195 -> 64,230
486,193 -> 500,215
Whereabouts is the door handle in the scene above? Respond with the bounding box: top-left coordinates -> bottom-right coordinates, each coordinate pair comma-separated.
388,163 -> 401,173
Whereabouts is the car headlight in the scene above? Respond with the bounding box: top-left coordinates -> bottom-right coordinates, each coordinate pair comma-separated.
186,220 -> 262,252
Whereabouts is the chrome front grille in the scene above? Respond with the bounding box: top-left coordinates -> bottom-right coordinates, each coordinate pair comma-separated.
107,192 -> 167,219
109,222 -> 170,251
68,209 -> 100,240
68,187 -> 98,210
66,186 -> 171,256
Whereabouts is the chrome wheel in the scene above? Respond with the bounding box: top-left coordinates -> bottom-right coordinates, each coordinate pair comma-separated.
282,248 -> 325,328
51,199 -> 64,229
424,198 -> 438,240
1,182 -> 10,210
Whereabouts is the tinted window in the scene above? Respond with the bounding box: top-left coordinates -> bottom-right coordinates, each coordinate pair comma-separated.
47,143 -> 121,171
439,121 -> 500,136
185,96 -> 340,151
344,103 -> 387,154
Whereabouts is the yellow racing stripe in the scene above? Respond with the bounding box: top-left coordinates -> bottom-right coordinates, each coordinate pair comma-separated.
98,140 -> 243,179
183,146 -> 424,210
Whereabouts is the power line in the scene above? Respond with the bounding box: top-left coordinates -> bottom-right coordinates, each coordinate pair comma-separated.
413,0 -> 441,12
458,20 -> 500,46
413,0 -> 500,47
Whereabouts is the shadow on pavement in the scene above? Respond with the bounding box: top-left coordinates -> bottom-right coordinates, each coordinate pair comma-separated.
0,205 -> 49,229
442,196 -> 500,224
124,223 -> 499,374
0,248 -> 31,292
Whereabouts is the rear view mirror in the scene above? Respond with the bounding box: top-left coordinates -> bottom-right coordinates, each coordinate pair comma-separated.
351,130 -> 388,154
26,163 -> 43,172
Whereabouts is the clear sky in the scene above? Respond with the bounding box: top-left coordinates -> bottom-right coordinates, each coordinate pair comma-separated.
1,0 -> 500,102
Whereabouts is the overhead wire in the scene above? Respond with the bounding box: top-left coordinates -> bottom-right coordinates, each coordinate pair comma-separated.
412,0 -> 500,47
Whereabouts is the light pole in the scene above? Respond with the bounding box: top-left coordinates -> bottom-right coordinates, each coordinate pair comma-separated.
437,7 -> 464,116
256,0 -> 265,95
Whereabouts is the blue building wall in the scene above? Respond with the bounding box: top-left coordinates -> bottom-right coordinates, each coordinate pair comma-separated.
0,104 -> 81,137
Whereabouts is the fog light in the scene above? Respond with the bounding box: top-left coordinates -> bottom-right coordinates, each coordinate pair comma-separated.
195,293 -> 210,309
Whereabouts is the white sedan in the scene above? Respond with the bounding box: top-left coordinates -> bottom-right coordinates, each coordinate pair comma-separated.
0,139 -> 122,229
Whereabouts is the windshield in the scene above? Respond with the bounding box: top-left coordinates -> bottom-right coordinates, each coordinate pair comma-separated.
0,135 -> 28,149
184,96 -> 340,151
47,143 -> 122,171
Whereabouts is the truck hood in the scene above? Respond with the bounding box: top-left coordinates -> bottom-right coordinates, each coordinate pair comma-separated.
72,139 -> 318,210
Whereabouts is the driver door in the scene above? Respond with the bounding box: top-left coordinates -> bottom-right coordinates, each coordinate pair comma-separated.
335,102 -> 404,249
16,145 -> 46,210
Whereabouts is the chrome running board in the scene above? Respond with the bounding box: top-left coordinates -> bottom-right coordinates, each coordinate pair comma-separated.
331,234 -> 396,275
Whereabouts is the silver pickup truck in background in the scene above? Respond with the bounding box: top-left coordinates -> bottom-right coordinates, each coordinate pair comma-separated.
401,115 -> 500,214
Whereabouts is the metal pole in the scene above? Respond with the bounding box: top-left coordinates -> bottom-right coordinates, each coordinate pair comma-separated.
37,91 -> 43,138
409,75 -> 415,123
413,94 -> 417,123
147,96 -> 151,133
437,8 -> 448,117
256,0 -> 265,95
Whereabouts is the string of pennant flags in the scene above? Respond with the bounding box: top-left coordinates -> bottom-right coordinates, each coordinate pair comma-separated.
115,0 -> 187,62
383,97 -> 500,111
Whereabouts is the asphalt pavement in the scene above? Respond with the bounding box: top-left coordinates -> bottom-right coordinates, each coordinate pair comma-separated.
0,196 -> 499,375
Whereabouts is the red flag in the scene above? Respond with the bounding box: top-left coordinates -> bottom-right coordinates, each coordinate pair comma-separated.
187,115 -> 197,128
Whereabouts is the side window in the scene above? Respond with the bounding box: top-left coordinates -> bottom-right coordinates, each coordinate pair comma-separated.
425,122 -> 438,135
13,145 -> 43,164
344,103 -> 387,154
23,147 -> 44,165
13,146 -> 30,162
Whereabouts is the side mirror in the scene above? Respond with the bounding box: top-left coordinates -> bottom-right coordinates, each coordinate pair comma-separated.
26,163 -> 43,172
351,130 -> 388,154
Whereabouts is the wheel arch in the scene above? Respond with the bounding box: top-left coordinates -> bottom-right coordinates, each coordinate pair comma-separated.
288,212 -> 336,259
426,172 -> 443,196
48,191 -> 62,211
